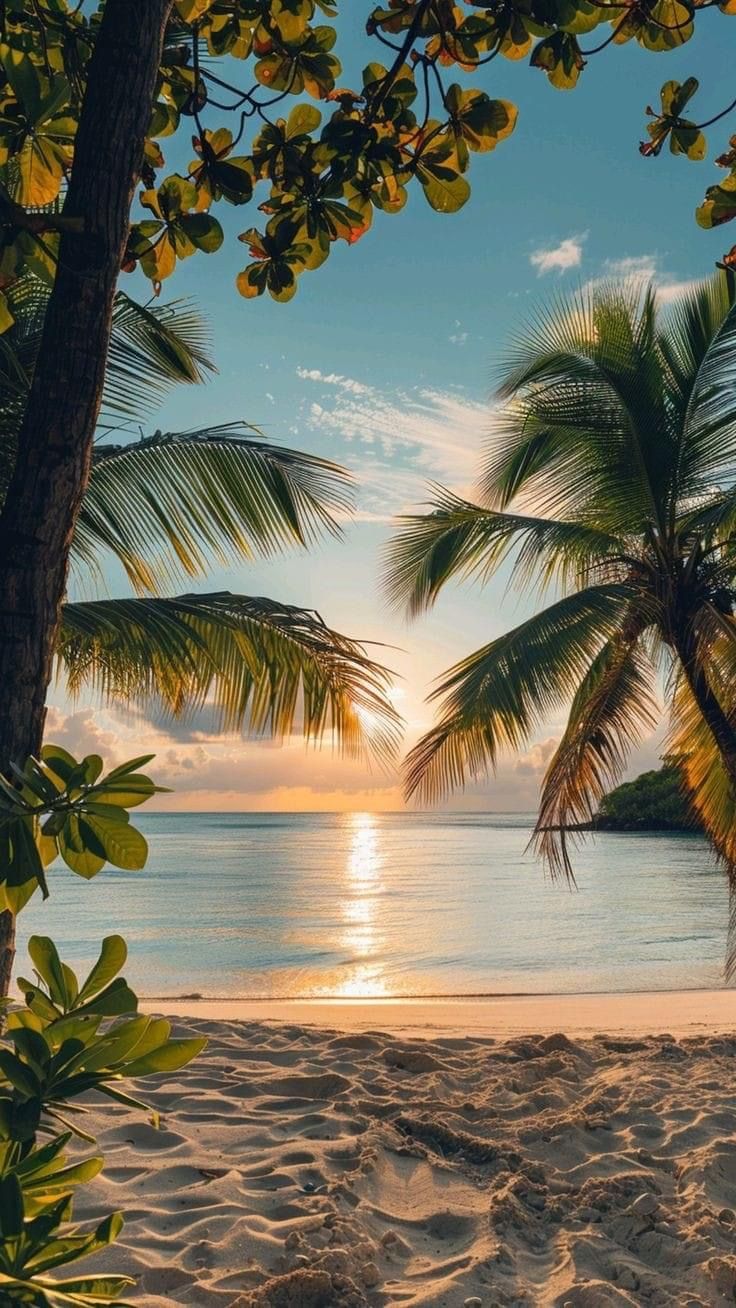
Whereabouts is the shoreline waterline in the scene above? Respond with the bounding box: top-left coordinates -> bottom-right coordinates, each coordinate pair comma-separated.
141,987 -> 736,1038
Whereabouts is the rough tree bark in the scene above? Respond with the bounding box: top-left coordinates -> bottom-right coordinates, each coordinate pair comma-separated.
0,0 -> 173,995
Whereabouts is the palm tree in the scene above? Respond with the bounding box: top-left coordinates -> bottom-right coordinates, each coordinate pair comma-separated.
1,278 -> 400,758
386,272 -> 736,936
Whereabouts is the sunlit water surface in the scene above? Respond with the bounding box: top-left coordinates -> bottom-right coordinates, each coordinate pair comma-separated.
16,812 -> 731,997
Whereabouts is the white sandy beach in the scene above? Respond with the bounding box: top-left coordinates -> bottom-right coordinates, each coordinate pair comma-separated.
68,990 -> 736,1306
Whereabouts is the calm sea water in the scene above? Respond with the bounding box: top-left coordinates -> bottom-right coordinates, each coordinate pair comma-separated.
15,812 -> 731,998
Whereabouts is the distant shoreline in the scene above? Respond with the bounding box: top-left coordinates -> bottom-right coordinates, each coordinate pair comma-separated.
574,816 -> 700,834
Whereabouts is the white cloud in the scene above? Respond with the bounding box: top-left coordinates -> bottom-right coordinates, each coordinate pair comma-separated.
296,369 -> 492,520
449,320 -> 468,346
295,367 -> 370,395
591,254 -> 701,304
530,234 -> 586,276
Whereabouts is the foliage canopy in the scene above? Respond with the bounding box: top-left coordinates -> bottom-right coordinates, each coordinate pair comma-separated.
1,0 -> 736,329
597,764 -> 697,829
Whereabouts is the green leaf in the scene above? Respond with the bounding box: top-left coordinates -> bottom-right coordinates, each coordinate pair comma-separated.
446,85 -> 518,153
286,103 -> 322,137
73,977 -> 138,1018
1,46 -> 42,118
178,212 -> 224,253
81,816 -> 147,871
0,1049 -> 41,1097
77,936 -> 128,1003
660,75 -> 699,117
416,159 -> 470,213
671,124 -> 706,160
122,1036 -> 207,1076
28,937 -> 67,1009
0,1174 -> 23,1238
57,817 -> 106,879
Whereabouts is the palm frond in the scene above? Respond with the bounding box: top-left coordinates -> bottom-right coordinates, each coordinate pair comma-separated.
385,489 -> 626,616
482,280 -> 673,535
101,294 -> 215,426
57,592 -> 401,761
404,583 -> 638,803
677,278 -> 736,496
534,633 -> 658,881
657,271 -> 732,409
0,280 -> 216,504
72,427 -> 353,593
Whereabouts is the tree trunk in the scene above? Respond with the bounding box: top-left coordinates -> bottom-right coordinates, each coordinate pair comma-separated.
0,0 -> 173,995
674,632 -> 736,781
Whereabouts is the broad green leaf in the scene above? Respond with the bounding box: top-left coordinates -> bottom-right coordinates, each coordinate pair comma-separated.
416,161 -> 470,213
28,937 -> 67,1008
83,817 -> 147,871
122,1036 -> 207,1077
77,936 -> 128,1003
286,103 -> 322,137
0,1049 -> 41,1097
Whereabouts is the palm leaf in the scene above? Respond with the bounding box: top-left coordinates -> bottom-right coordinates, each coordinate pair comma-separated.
534,630 -> 658,881
482,280 -> 673,536
675,279 -> 736,497
404,584 -> 638,803
57,593 -> 401,760
385,489 -> 626,616
101,294 -> 214,425
72,427 -> 353,593
0,280 -> 215,502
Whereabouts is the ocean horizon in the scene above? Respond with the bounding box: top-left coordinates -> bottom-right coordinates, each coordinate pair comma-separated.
16,810 -> 730,1000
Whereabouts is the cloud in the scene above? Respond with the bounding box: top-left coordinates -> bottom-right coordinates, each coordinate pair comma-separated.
530,234 -> 586,276
591,254 -> 701,304
44,706 -> 122,763
298,369 -> 490,495
449,320 -> 468,346
295,367 -> 370,395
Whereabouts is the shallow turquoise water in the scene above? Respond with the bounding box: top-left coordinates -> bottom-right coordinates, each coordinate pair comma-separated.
15,811 -> 730,998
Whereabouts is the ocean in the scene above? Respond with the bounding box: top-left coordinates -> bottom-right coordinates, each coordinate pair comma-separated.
15,811 -> 730,999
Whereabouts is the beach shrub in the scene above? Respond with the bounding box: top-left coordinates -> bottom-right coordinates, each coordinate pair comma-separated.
0,1174 -> 135,1306
0,745 -> 165,916
3,934 -> 206,1143
0,745 -> 203,1305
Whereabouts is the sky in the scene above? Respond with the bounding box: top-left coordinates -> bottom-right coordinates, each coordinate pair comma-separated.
57,12 -> 736,811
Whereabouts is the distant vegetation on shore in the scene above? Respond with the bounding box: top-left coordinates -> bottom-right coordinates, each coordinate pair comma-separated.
593,765 -> 699,833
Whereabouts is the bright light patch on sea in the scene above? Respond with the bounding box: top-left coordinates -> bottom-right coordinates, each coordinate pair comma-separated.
15,812 -> 730,999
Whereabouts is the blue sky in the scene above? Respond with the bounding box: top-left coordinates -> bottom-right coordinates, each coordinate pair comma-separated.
54,12 -> 736,810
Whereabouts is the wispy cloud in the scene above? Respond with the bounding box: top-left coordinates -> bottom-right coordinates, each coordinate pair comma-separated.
295,367 -> 370,395
591,254 -> 701,304
298,370 -> 490,503
530,234 -> 586,276
449,320 -> 468,346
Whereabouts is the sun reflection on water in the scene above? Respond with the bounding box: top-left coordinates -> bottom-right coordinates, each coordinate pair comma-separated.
333,813 -> 390,997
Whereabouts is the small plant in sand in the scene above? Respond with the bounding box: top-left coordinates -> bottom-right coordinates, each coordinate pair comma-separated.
0,746 -> 205,1306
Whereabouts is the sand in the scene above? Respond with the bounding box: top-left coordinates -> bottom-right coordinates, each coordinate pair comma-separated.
64,990 -> 736,1307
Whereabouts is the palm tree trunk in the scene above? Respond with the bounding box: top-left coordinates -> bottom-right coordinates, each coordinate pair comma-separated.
674,633 -> 736,782
0,0 -> 173,996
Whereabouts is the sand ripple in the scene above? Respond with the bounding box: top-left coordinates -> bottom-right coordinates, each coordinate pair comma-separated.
67,1020 -> 736,1306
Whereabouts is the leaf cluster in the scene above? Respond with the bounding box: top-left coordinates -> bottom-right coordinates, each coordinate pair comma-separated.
0,747 -> 165,915
6,0 -> 732,318
0,934 -> 205,1305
